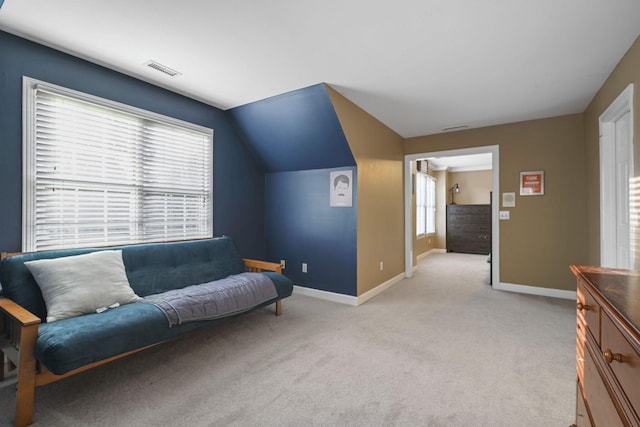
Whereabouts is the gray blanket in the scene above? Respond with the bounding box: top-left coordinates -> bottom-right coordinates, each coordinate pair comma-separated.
142,272 -> 278,327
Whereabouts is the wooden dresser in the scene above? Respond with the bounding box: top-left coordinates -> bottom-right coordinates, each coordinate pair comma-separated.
446,204 -> 491,254
570,265 -> 640,426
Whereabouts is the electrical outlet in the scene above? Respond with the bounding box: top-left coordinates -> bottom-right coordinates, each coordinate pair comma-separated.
379,261 -> 384,271
302,263 -> 307,273
280,259 -> 286,269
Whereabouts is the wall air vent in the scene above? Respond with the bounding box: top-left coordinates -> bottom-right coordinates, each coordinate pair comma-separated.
145,60 -> 182,77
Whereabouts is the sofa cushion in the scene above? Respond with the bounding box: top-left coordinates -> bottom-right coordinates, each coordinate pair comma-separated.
36,275 -> 290,375
0,237 -> 246,321
36,302 -> 171,374
121,237 -> 246,297
25,250 -> 141,322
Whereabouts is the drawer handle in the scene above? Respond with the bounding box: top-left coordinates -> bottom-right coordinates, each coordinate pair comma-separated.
576,302 -> 592,311
603,348 -> 624,364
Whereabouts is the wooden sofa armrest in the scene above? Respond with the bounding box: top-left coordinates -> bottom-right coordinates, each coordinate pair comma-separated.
0,297 -> 41,427
242,259 -> 284,316
243,258 -> 282,274
0,297 -> 41,327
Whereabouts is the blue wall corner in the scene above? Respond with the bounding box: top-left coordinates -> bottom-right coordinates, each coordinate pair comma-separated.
265,167 -> 357,296
0,30 -> 266,258
229,84 -> 356,173
231,83 -> 359,296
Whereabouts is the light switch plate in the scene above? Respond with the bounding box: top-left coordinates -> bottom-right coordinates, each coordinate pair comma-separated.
499,211 -> 510,220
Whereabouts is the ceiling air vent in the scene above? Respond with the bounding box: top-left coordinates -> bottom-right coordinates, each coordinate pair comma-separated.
145,60 -> 181,77
442,125 -> 468,132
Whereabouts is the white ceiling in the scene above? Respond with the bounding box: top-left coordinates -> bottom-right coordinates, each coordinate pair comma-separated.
426,153 -> 493,172
1,0 -> 639,138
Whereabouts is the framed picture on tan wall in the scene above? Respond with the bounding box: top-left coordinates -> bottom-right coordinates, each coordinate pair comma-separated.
520,171 -> 544,196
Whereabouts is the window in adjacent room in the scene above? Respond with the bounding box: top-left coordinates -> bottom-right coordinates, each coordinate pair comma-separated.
416,171 -> 436,237
23,77 -> 214,252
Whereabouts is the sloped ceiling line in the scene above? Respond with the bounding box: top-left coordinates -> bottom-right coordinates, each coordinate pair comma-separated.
229,83 -> 356,173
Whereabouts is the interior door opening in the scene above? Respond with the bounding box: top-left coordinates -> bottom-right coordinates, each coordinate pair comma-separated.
404,145 -> 499,286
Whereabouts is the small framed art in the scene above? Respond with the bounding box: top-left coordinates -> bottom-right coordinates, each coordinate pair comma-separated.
330,170 -> 352,207
520,171 -> 544,196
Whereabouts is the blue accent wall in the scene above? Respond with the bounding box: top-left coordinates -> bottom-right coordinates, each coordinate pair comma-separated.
266,167 -> 357,296
231,84 -> 359,295
0,31 -> 266,258
229,84 -> 356,173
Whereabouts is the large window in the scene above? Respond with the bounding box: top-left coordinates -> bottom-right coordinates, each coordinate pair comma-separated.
23,77 -> 214,252
416,172 -> 436,237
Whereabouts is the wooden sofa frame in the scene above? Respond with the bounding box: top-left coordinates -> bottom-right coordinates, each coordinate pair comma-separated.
0,250 -> 283,427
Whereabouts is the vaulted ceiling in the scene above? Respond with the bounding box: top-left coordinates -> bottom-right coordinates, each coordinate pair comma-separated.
1,0 -> 638,138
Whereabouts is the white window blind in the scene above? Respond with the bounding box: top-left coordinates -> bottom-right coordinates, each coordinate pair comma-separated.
416,172 -> 435,236
23,77 -> 213,251
426,175 -> 436,234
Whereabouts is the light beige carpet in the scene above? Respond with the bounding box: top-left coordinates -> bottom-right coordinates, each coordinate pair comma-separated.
0,252 -> 576,426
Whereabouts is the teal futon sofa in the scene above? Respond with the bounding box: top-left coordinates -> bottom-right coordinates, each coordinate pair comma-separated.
0,237 -> 293,427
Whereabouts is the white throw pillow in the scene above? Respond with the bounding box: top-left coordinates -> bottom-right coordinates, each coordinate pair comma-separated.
25,250 -> 141,322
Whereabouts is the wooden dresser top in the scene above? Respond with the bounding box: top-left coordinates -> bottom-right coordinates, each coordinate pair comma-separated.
571,264 -> 640,337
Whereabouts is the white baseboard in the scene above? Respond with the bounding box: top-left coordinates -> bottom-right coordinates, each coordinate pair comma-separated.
416,248 -> 446,262
294,276 -> 577,307
356,272 -> 405,305
293,272 -> 405,307
293,285 -> 358,306
493,282 -> 576,300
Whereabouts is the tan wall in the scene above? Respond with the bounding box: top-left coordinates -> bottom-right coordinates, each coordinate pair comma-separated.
326,85 -> 405,296
448,170 -> 492,205
405,114 -> 586,291
583,36 -> 640,266
323,34 -> 639,294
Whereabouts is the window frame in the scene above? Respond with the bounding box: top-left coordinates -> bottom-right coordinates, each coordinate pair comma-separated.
416,171 -> 436,238
22,77 -> 214,252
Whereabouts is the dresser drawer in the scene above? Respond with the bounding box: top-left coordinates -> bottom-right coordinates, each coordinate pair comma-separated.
577,280 -> 600,346
447,205 -> 489,215
583,344 -> 624,426
601,311 -> 640,418
447,222 -> 491,232
576,382 -> 593,426
577,318 -> 587,382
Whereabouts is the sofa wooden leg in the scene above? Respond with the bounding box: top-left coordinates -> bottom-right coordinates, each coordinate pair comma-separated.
275,300 -> 282,316
1,351 -> 5,382
15,325 -> 38,427
15,375 -> 36,427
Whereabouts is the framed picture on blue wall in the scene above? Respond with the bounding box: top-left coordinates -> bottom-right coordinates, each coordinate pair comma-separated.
330,170 -> 352,207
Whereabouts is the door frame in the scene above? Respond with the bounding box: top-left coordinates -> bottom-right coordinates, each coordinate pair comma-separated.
404,144 -> 499,286
599,84 -> 634,268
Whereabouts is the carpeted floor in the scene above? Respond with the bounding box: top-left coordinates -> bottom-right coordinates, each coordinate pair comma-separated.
0,252 -> 576,426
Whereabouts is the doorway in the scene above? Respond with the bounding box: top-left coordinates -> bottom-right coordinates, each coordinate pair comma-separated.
404,145 -> 499,285
600,84 -> 634,269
